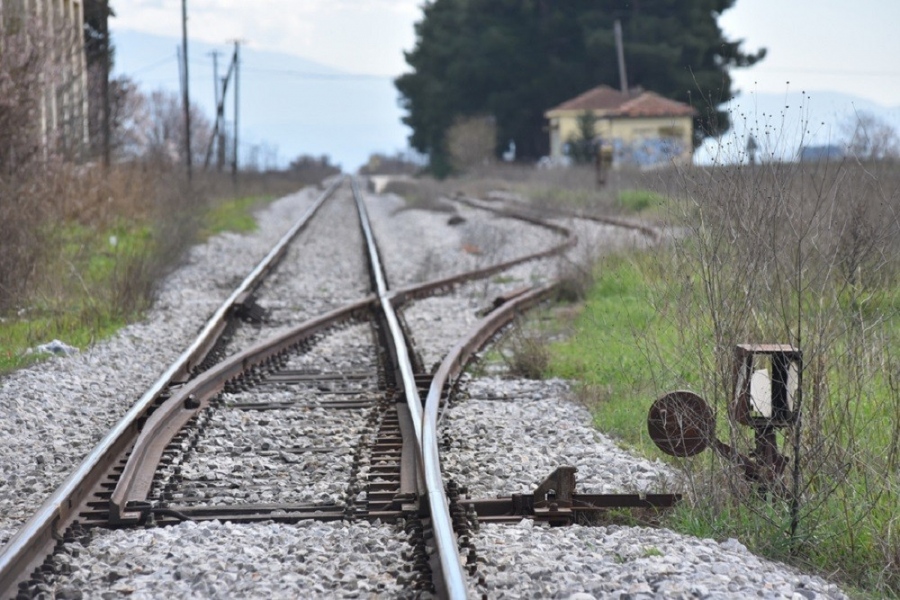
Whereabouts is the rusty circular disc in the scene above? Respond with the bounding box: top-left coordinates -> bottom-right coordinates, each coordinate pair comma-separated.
647,391 -> 715,457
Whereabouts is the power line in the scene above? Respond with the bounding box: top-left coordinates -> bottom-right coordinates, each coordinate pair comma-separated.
749,66 -> 900,78
239,66 -> 392,81
126,54 -> 178,75
126,53 -> 395,82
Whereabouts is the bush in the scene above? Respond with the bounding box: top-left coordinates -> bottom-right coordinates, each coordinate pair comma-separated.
617,189 -> 666,213
446,116 -> 497,173
650,159 -> 900,591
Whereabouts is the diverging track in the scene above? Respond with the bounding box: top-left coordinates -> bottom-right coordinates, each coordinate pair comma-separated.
0,177 -> 592,599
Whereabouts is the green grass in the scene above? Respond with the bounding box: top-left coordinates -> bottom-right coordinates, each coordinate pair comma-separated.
0,195 -> 275,375
0,221 -> 150,372
546,248 -> 900,596
201,195 -> 273,238
617,189 -> 667,213
547,252 -> 696,453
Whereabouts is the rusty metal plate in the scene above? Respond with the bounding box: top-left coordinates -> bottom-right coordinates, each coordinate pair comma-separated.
647,391 -> 715,457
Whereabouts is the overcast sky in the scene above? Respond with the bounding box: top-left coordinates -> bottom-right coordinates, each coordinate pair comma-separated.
112,0 -> 900,107
720,0 -> 900,107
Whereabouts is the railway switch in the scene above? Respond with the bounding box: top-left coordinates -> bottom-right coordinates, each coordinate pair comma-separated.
647,344 -> 802,494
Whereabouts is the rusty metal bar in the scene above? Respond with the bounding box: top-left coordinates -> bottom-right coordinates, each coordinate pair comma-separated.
109,297 -> 374,524
463,493 -> 680,517
171,177 -> 344,383
417,283 -> 559,599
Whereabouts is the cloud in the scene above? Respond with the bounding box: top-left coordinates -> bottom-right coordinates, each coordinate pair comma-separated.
113,0 -> 420,75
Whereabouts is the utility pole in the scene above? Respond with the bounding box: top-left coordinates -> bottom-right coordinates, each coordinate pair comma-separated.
101,0 -> 111,168
210,50 -> 227,170
181,0 -> 192,180
231,40 -> 241,185
202,50 -> 236,171
614,20 -> 629,95
211,51 -> 221,108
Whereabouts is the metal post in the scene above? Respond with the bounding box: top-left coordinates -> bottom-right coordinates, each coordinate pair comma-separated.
210,50 -> 224,170
231,40 -> 240,184
181,0 -> 192,180
101,0 -> 110,167
614,20 -> 628,95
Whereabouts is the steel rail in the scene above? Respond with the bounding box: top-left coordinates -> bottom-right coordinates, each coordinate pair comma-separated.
108,297 -> 375,524
0,178 -> 343,598
456,194 -> 661,243
350,178 -> 469,600
350,178 -> 425,445
419,283 -> 556,593
389,197 -> 576,305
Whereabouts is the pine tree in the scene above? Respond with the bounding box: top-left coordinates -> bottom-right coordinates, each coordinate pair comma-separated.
395,0 -> 765,173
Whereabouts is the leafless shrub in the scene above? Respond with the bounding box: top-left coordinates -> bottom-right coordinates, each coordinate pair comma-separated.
381,178 -> 457,213
446,116 -> 497,173
841,111 -> 900,161
24,162 -> 203,316
651,155 -> 900,587
504,325 -> 550,379
118,88 -> 212,166
283,155 -> 341,185
554,258 -> 595,304
0,180 -> 52,312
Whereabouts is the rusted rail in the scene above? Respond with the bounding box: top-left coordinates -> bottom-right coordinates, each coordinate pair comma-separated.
0,179 -> 343,598
1,176 -> 586,599
351,178 -> 469,599
456,193 -> 661,243
391,199 -> 576,305
417,282 -> 558,600
108,297 -> 375,524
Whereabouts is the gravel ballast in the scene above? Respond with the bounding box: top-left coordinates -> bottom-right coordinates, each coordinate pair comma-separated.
52,520 -> 409,598
0,187 -> 323,545
0,182 -> 849,598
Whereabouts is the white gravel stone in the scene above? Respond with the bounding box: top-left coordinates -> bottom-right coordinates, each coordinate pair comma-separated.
51,520 -> 409,599
442,377 -> 676,497
163,404 -> 366,506
0,182 -> 849,598
470,522 -> 848,599
0,186 -> 322,545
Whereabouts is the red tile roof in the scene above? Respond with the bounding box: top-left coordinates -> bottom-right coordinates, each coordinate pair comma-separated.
547,85 -> 696,118
549,85 -> 639,112
617,92 -> 697,117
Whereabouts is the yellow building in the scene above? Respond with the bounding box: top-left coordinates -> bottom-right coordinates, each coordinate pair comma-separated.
545,85 -> 696,168
0,0 -> 89,157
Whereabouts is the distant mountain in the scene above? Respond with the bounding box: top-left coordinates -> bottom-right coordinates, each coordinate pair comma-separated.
112,30 -> 900,169
111,29 -> 410,171
696,89 -> 900,164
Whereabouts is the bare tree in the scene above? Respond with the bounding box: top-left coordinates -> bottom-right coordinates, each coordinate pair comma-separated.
445,115 -> 496,172
111,88 -> 212,166
841,111 -> 900,161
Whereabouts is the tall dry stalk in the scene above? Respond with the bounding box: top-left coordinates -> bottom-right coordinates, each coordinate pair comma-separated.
649,152 -> 900,586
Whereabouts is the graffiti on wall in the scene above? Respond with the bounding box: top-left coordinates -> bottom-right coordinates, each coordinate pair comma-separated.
611,137 -> 687,168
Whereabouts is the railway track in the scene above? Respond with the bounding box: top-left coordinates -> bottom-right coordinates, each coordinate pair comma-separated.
0,177 -> 847,599
0,176 -> 593,598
